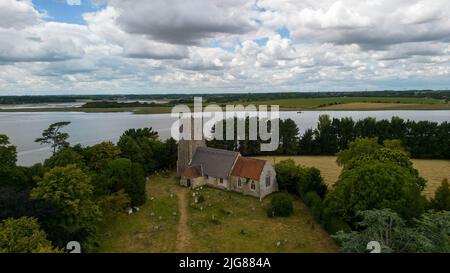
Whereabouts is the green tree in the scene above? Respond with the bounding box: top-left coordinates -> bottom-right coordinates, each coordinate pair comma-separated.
0,217 -> 59,253
275,159 -> 327,198
44,147 -> 84,169
333,209 -> 450,253
0,136 -> 31,190
336,137 -> 381,167
122,127 -> 159,140
106,158 -> 146,206
299,128 -> 316,155
0,134 -> 17,167
324,161 -> 427,223
118,135 -> 144,165
299,167 -> 327,199
35,122 -> 71,154
274,159 -> 302,193
314,115 -> 338,154
414,210 -> 450,252
431,179 -> 450,211
85,141 -> 121,171
278,118 -> 299,155
346,148 -> 427,190
31,165 -> 101,235
383,139 -> 409,155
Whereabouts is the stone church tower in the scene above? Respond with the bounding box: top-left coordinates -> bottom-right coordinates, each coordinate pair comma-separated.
177,117 -> 206,176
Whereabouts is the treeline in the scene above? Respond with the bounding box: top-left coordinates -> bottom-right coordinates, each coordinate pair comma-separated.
275,138 -> 450,252
0,123 -> 176,253
2,90 -> 449,105
208,115 -> 450,159
205,90 -> 450,104
81,101 -> 159,108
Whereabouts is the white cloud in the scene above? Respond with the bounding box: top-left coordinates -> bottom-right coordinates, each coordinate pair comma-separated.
0,0 -> 449,94
67,0 -> 82,6
0,0 -> 42,29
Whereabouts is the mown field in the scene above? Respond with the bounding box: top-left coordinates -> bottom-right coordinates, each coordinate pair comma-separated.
97,172 -> 339,253
227,97 -> 449,110
259,156 -> 450,197
2,97 -> 449,113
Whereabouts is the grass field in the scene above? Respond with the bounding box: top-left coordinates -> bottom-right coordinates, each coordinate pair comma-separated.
2,97 -> 449,113
97,172 -> 339,253
259,156 -> 450,197
187,186 -> 338,253
97,175 -> 180,252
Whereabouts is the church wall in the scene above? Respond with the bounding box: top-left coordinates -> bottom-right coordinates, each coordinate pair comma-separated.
205,176 -> 229,190
230,176 -> 260,198
180,176 -> 206,189
191,177 -> 206,188
259,162 -> 278,199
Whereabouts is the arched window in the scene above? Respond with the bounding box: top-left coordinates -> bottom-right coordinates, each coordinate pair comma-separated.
265,174 -> 271,187
250,181 -> 256,191
237,178 -> 242,188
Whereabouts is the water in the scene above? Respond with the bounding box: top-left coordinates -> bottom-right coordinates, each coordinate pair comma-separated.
0,102 -> 85,109
0,110 -> 449,166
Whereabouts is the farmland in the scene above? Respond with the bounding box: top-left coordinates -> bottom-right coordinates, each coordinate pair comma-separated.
2,96 -> 449,113
259,156 -> 450,198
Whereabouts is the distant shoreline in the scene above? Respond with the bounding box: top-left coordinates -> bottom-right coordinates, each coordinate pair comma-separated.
1,104 -> 450,114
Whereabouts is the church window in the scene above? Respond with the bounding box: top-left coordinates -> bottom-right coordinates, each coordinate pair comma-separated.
266,174 -> 271,187
237,178 -> 242,187
250,181 -> 256,191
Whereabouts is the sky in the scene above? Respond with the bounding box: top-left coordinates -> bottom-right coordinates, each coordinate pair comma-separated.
0,0 -> 450,95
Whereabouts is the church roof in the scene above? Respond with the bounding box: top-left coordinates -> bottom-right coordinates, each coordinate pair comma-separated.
190,147 -> 239,179
183,165 -> 203,179
231,157 -> 267,180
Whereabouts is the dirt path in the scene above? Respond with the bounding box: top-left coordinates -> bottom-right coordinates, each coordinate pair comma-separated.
175,187 -> 192,252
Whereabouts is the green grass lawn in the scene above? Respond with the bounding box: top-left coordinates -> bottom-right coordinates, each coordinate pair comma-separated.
186,187 -> 339,253
96,175 -> 180,252
97,172 -> 339,253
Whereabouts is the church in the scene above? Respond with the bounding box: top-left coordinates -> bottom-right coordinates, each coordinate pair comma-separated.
177,118 -> 278,199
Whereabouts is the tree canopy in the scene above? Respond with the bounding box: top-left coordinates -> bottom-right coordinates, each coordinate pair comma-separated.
0,217 -> 59,253
31,165 -> 101,235
35,122 -> 71,154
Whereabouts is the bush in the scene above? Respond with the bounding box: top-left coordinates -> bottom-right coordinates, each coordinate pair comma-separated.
303,191 -> 323,220
298,168 -> 327,199
267,193 -> 294,217
324,216 -> 351,235
431,179 -> 450,211
197,195 -> 205,204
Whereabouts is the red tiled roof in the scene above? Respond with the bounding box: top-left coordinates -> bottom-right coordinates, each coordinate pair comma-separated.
183,165 -> 203,179
231,157 -> 266,181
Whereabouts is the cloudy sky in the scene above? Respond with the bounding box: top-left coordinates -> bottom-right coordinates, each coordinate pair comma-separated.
0,0 -> 450,95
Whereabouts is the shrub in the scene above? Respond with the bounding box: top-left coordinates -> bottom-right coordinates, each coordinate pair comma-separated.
197,195 -> 205,204
324,216 -> 351,235
267,193 -> 293,217
431,179 -> 450,211
303,191 -> 324,220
